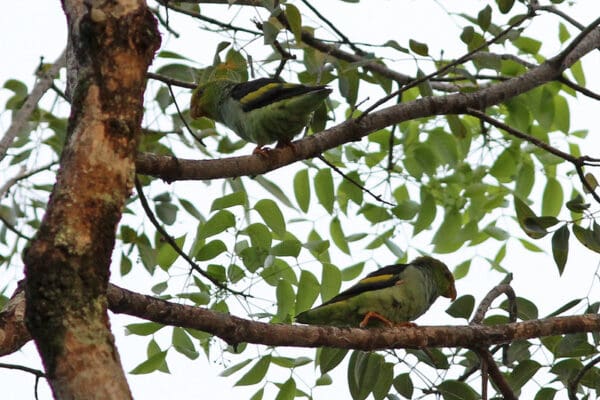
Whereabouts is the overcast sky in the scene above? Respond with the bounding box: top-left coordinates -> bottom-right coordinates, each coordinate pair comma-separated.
1,1 -> 600,399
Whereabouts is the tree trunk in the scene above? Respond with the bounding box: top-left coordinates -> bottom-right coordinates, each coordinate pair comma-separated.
22,1 -> 160,398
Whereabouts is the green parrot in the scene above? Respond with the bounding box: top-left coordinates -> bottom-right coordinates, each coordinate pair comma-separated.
296,256 -> 457,328
190,78 -> 331,154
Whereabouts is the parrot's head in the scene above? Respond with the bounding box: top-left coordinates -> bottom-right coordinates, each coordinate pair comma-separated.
190,79 -> 233,121
414,256 -> 457,301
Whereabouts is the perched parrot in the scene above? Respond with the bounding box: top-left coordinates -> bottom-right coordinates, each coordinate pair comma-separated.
296,256 -> 456,328
190,78 -> 331,154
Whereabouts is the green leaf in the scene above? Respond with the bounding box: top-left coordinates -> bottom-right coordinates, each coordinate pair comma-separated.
315,168 -> 335,213
453,260 -> 471,280
172,327 -> 199,360
270,239 -> 301,257
414,189 -> 436,235
341,262 -> 365,281
477,5 -> 492,31
275,378 -> 296,400
211,191 -> 247,211
254,175 -> 294,208
432,209 -> 463,253
295,270 -> 320,314
500,296 -> 538,320
438,380 -> 479,400
555,333 -> 596,358
551,225 -> 569,275
409,39 -> 429,56
125,322 -> 164,336
157,235 -> 185,270
156,202 -> 178,225
220,359 -> 252,377
246,223 -> 272,250
285,4 -> 302,43
130,351 -> 168,374
321,263 -> 341,302
546,298 -> 582,318
558,23 -> 570,43
393,373 -> 413,399
262,20 -> 279,45
513,36 -> 542,55
235,356 -> 271,386
572,224 -> 600,253
330,217 -> 350,254
275,279 -> 295,322
490,148 -> 517,182
566,194 -> 590,213
198,210 -> 235,240
515,160 -> 535,199
542,178 -> 563,217
535,388 -> 557,400
293,169 -> 310,212
195,240 -> 227,261
348,351 -> 384,400
508,360 -> 541,391
514,196 -> 546,239
319,347 -> 348,375
446,295 -> 475,320
372,362 -> 394,400
255,199 -> 286,237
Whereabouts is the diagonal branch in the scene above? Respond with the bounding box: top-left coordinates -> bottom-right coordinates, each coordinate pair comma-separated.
0,49 -> 66,162
136,25 -> 600,182
134,177 -> 249,297
467,108 -> 600,204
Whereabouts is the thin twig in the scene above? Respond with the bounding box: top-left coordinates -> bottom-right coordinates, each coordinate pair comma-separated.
471,284 -> 517,325
0,362 -> 45,378
359,12 -> 532,119
134,177 -> 249,297
157,0 -> 261,35
0,214 -> 31,241
0,162 -> 57,198
272,40 -> 296,79
300,0 -> 365,56
147,72 -> 196,89
165,83 -> 206,146
467,108 -> 600,204
568,354 -> 600,400
150,7 -> 180,37
0,49 -> 66,162
317,155 -> 395,207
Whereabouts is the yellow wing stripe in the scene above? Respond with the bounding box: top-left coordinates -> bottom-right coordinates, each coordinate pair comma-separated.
358,274 -> 395,285
239,83 -> 294,104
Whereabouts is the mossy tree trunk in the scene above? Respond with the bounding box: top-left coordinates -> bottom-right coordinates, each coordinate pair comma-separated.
22,1 -> 160,398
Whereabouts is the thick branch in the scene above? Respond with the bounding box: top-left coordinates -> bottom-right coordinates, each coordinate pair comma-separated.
136,26 -> 600,181
106,285 -> 600,351
3,283 -> 599,356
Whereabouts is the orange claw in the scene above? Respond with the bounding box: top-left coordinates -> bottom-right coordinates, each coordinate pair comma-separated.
359,312 -> 417,329
359,311 -> 394,328
252,146 -> 272,157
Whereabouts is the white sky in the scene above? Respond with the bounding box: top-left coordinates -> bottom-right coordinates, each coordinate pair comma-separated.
1,1 -> 600,399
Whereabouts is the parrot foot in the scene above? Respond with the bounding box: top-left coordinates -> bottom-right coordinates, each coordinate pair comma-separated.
359,311 -> 394,328
252,146 -> 272,157
275,140 -> 296,153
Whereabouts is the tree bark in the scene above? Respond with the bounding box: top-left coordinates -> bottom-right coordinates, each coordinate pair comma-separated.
22,0 -> 160,398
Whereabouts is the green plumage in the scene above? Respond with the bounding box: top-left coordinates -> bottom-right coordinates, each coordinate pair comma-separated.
296,256 -> 456,328
190,78 -> 331,151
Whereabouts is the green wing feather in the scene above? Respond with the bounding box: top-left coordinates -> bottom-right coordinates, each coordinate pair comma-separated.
317,264 -> 409,306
